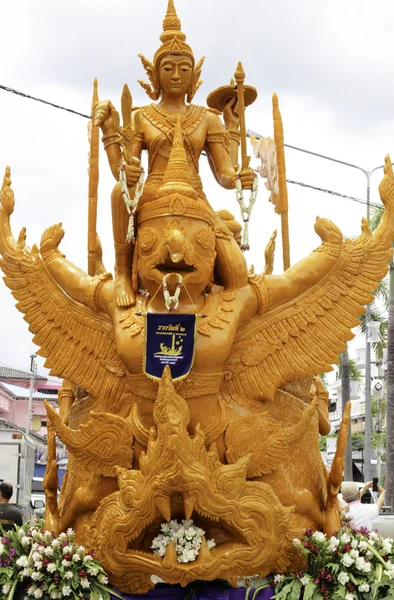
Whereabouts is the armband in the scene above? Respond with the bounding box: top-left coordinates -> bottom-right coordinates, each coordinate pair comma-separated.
85,273 -> 113,312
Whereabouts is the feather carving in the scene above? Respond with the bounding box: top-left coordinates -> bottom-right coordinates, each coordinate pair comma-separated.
221,155 -> 394,408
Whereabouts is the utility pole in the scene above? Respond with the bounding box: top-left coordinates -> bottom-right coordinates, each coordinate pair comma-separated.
25,354 -> 37,434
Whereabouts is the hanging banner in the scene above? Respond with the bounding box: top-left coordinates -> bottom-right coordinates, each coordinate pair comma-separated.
144,313 -> 197,381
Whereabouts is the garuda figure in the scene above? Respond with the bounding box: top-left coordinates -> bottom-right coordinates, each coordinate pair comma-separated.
0,0 -> 394,594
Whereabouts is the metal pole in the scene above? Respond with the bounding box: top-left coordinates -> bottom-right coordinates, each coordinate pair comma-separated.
364,172 -> 372,481
25,354 -> 37,433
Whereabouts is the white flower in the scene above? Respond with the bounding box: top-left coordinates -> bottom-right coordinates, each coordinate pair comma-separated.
328,536 -> 340,552
345,594 -> 356,600
33,589 -> 43,599
292,538 -> 302,548
384,568 -> 394,580
31,571 -> 42,581
51,539 -> 60,549
83,554 -> 93,562
342,553 -> 355,567
61,586 -> 71,596
88,567 -> 99,576
27,587 -> 35,597
273,574 -> 284,583
369,530 -> 379,540
359,541 -> 367,551
207,539 -> 216,550
300,575 -> 310,586
81,579 -> 91,589
98,574 -> 108,585
340,533 -> 351,544
350,549 -> 359,559
44,546 -> 54,556
32,551 -> 41,561
18,528 -> 25,536
59,532 -> 67,541
351,538 -> 358,549
66,528 -> 74,536
77,545 -> 85,555
356,556 -> 371,573
0,543 -> 5,556
65,571 -> 73,580
312,531 -> 326,543
338,572 -> 349,585
47,562 -> 57,573
72,553 -> 81,562
2,585 -> 11,594
50,593 -> 59,599
23,567 -> 31,576
359,583 -> 370,592
62,545 -> 72,554
16,555 -> 29,567
383,538 -> 393,554
21,536 -> 31,547
34,560 -> 43,570
62,559 -> 71,567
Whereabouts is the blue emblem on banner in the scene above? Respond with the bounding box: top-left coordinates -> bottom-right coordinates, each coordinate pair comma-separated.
144,313 -> 197,381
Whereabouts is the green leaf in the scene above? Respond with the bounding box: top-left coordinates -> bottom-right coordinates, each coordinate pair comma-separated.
303,581 -> 317,600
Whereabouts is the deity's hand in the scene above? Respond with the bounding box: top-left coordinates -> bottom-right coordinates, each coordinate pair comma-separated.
123,157 -> 143,187
237,167 -> 255,191
223,97 -> 239,132
40,223 -> 65,255
93,100 -> 120,134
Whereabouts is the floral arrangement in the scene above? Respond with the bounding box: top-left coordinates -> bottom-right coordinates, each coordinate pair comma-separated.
0,521 -> 122,600
268,525 -> 394,600
151,519 -> 216,564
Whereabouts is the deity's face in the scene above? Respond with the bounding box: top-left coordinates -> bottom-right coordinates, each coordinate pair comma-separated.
158,54 -> 193,98
136,212 -> 216,297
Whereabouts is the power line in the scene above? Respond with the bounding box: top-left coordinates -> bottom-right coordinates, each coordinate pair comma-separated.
0,83 -> 385,210
0,84 -> 90,119
287,178 -> 383,210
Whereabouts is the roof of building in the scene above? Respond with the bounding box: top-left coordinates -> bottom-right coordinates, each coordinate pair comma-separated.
0,382 -> 58,401
0,366 -> 47,381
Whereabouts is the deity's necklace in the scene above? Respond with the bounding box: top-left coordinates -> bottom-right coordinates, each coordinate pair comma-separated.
235,167 -> 259,251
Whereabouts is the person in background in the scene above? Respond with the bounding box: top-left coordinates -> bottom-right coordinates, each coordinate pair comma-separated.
0,482 -> 23,531
341,480 -> 385,531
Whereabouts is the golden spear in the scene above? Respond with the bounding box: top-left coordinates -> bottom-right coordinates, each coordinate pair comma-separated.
88,78 -> 99,276
234,62 -> 250,170
272,92 -> 290,271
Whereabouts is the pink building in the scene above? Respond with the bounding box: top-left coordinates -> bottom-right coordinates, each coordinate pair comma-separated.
0,366 -> 60,435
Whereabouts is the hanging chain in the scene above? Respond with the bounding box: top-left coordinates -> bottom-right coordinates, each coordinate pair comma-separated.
235,166 -> 259,251
119,156 -> 145,243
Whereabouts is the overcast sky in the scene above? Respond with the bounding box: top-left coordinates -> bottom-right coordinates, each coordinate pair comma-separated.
0,0 -> 393,377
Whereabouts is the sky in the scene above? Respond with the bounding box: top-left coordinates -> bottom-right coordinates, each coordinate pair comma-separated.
0,0 -> 394,377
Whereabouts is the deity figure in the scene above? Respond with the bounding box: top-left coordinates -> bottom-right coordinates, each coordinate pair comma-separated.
94,0 -> 255,307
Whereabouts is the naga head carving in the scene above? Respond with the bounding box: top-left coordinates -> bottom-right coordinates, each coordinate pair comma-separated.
89,367 -> 300,593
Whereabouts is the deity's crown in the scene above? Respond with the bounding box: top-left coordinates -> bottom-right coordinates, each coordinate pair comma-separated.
138,0 -> 204,102
153,0 -> 195,68
138,117 -> 215,228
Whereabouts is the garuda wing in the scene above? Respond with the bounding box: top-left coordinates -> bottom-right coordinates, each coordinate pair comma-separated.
0,168 -> 126,405
222,156 -> 394,407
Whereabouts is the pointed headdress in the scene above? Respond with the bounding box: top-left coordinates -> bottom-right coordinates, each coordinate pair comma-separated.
138,0 -> 205,102
138,117 -> 215,227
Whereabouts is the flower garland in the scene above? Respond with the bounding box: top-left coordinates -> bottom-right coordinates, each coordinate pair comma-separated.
0,521 -> 123,600
151,519 -> 215,564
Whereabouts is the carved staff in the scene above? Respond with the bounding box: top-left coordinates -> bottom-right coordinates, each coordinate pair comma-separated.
234,62 -> 250,170
88,78 -> 99,277
272,93 -> 290,271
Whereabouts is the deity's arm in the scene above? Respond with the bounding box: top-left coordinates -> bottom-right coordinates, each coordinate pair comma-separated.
40,225 -> 113,315
266,245 -> 339,310
204,112 -> 237,189
96,102 -> 144,180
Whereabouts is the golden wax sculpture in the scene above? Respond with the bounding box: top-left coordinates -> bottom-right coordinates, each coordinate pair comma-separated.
1,0 -> 394,593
